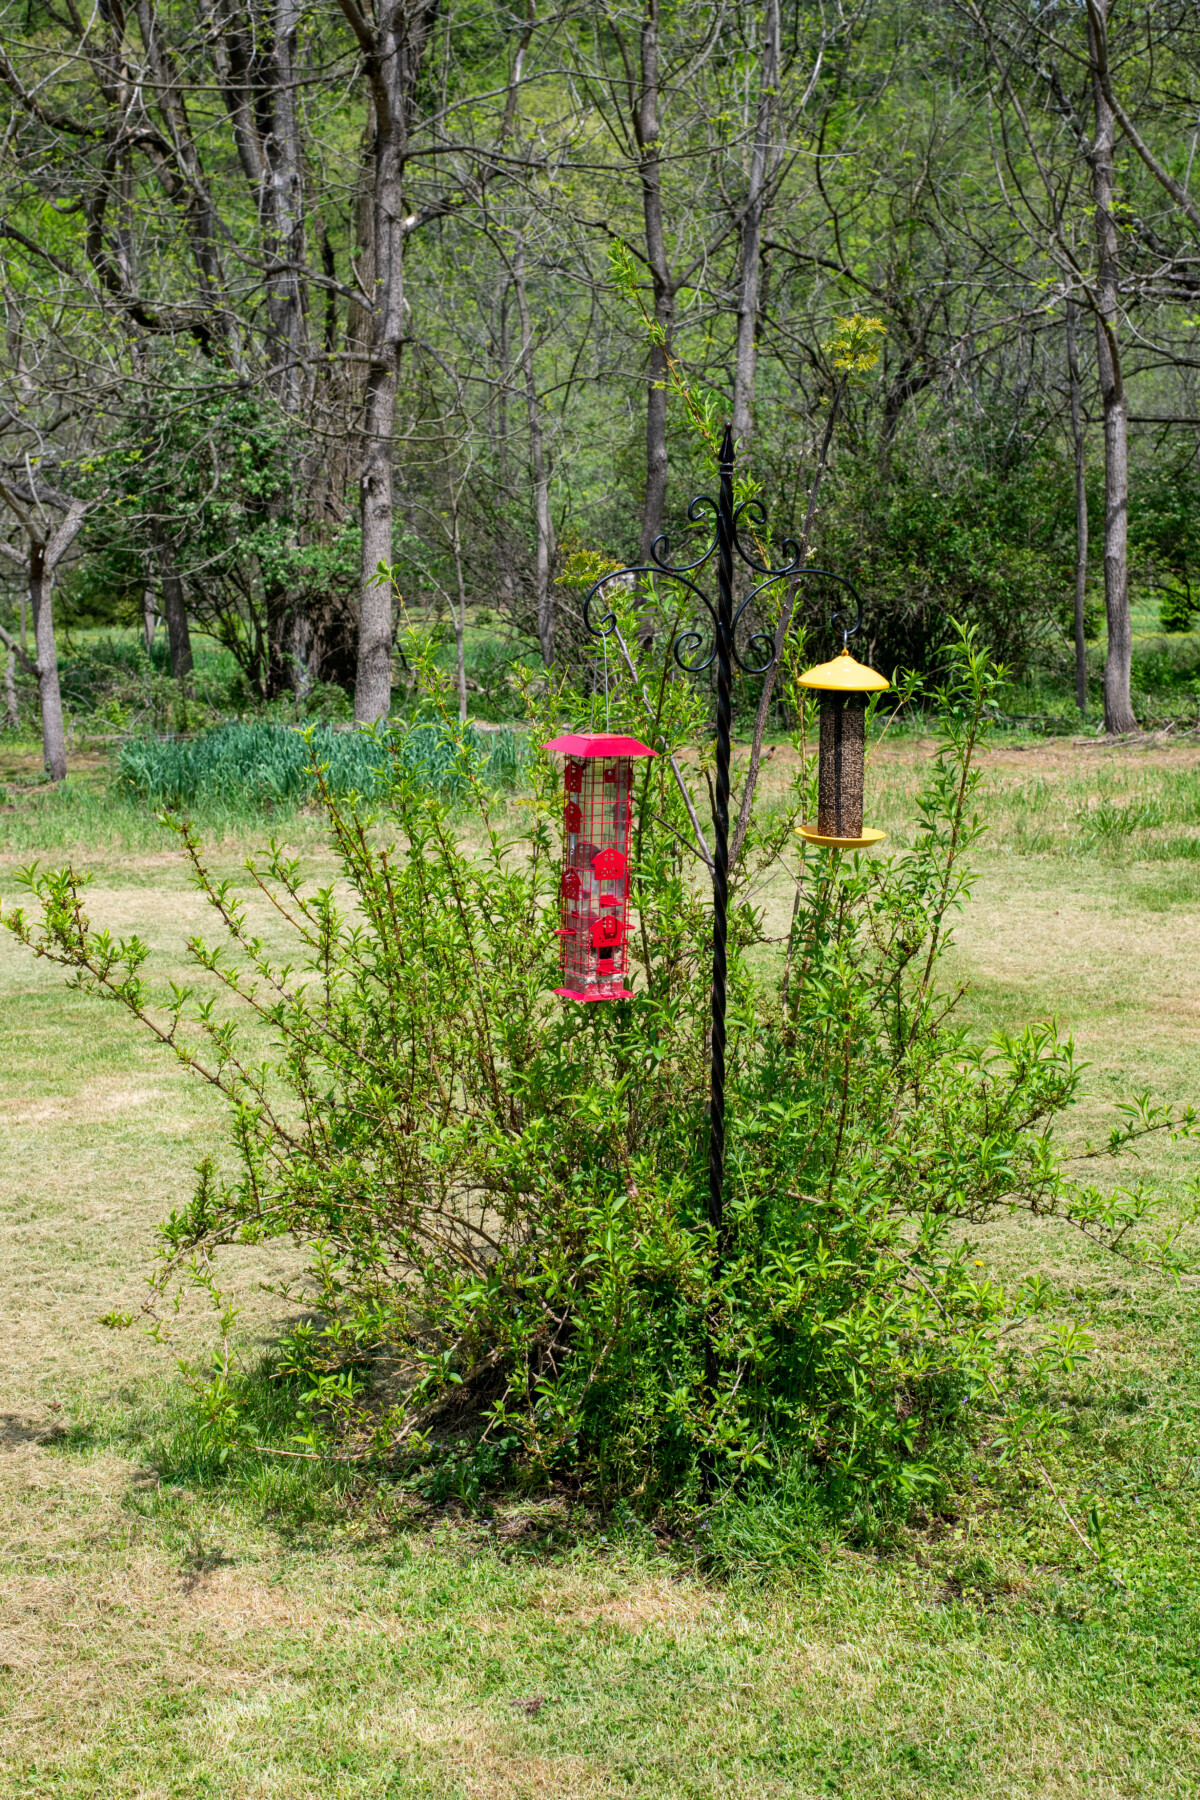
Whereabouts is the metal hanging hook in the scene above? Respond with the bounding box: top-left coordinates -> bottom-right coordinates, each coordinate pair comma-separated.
794,568 -> 865,651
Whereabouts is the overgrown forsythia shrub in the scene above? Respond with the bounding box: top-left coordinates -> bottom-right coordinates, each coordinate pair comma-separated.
4,629 -> 1195,1515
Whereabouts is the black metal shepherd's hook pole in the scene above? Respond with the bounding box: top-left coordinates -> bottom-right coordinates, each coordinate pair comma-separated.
708,425 -> 735,1250
579,425 -> 868,1434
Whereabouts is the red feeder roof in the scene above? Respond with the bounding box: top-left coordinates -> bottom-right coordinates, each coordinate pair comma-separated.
543,731 -> 657,759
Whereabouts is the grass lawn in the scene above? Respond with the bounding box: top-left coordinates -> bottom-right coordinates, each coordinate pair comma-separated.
1,731 -> 1199,1797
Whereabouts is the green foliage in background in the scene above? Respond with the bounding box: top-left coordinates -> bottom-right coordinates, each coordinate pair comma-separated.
816,429 -> 1076,677
72,379 -> 361,695
1128,452 -> 1200,635
54,635 -> 242,734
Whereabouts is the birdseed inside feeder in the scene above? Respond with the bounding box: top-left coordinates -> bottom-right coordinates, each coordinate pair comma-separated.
796,648 -> 889,849
544,731 -> 656,1002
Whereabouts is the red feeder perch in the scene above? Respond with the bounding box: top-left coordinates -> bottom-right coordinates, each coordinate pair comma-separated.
544,732 -> 656,1002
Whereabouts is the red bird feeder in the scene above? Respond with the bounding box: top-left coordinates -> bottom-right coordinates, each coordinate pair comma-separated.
544,731 -> 656,1002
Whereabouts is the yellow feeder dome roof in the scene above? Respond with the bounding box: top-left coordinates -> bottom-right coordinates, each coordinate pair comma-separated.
796,647 -> 889,693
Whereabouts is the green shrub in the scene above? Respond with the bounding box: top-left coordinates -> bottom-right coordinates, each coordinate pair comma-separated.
5,629 -> 1193,1521
1159,590 -> 1196,634
461,633 -> 530,721
52,635 -> 232,735
814,432 -> 1074,677
1130,637 -> 1200,693
1130,452 -> 1200,636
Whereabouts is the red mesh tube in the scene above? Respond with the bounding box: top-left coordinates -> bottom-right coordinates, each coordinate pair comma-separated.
557,754 -> 634,1000
545,732 -> 655,1003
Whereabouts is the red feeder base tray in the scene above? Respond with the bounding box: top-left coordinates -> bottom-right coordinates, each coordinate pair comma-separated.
555,986 -> 636,1004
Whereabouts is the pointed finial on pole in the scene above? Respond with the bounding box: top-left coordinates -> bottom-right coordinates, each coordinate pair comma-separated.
720,422 -> 735,468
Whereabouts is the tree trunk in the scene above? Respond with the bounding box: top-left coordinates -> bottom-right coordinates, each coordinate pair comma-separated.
30,544 -> 67,782
348,0 -> 438,725
4,649 -> 17,728
290,610 -> 314,699
355,251 -> 401,720
731,0 -> 781,455
265,584 -> 300,698
449,482 -> 469,723
635,0 -> 674,564
134,1 -> 231,338
342,1 -> 441,725
264,0 -> 308,687
1088,0 -> 1137,735
513,235 -> 555,666
157,543 -> 194,679
265,0 -> 307,409
493,282 -> 517,617
143,583 -> 158,651
1066,300 -> 1089,714
208,0 -> 312,690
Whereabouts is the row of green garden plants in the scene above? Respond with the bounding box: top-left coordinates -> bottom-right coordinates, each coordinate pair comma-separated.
3,616 -> 1195,1539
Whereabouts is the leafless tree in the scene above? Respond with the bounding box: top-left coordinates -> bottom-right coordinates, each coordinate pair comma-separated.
1066,299 -> 1089,713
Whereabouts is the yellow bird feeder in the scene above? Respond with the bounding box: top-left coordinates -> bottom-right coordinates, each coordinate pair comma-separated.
796,647 -> 889,850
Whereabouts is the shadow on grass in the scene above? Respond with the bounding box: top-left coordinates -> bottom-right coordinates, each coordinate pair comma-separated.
42,1343 -> 851,1581
36,1275 -> 1200,1632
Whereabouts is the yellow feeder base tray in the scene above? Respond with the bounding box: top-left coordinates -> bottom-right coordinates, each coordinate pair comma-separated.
798,825 -> 887,850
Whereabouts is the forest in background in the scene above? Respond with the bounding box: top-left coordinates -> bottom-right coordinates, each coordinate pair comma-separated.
3,0 -> 1200,771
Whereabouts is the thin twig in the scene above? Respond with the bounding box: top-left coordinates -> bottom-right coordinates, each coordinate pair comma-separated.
1032,1454 -> 1125,1587
652,811 -> 711,864
668,756 -> 714,870
252,1443 -> 368,1463
0,622 -> 36,678
608,619 -> 714,869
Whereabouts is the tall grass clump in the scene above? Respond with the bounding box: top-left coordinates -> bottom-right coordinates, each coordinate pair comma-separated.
117,719 -> 523,811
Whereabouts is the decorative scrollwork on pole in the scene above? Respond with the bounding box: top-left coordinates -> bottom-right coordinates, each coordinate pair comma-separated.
583,502 -> 864,677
